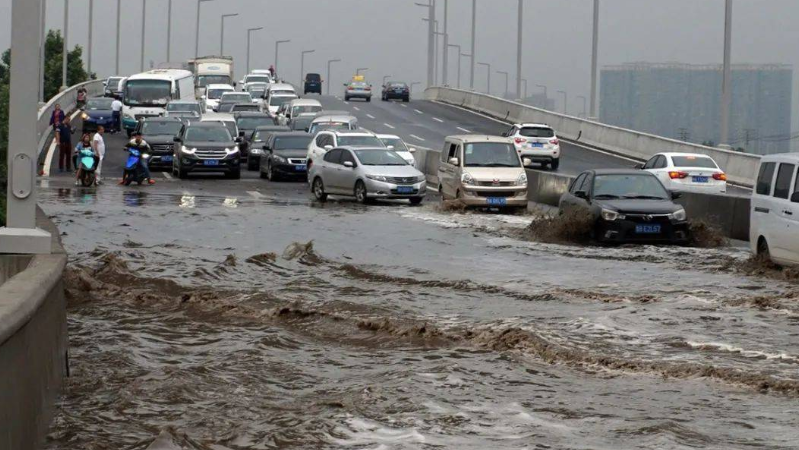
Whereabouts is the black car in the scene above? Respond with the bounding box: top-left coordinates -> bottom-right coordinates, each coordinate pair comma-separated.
381,82 -> 410,102
81,98 -> 116,133
172,121 -> 242,179
134,117 -> 184,170
304,73 -> 322,95
246,125 -> 290,171
234,112 -> 275,168
258,132 -> 313,181
559,169 -> 689,244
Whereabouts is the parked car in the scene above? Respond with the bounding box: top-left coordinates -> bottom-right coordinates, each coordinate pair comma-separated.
640,152 -> 727,194
309,146 -> 426,204
165,100 -> 203,120
81,98 -> 116,133
246,125 -> 291,170
104,76 -> 126,98
134,117 -> 184,170
304,73 -> 323,94
559,169 -> 689,244
276,99 -> 323,126
437,135 -> 528,211
376,134 -> 416,165
502,123 -> 561,170
750,153 -> 799,267
308,115 -> 359,135
234,112 -> 275,167
203,84 -> 235,112
259,132 -> 314,181
344,81 -> 373,102
307,130 -> 385,167
381,82 -> 410,102
172,121 -> 242,179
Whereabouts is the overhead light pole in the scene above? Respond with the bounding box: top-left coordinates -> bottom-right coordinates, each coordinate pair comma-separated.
61,0 -> 68,89
577,95 -> 587,118
447,44 -> 460,88
520,78 -> 527,99
516,0 -> 524,98
414,0 -> 435,88
220,13 -> 238,55
356,67 -> 369,76
478,62 -> 490,94
115,0 -> 121,74
590,0 -> 599,118
39,0 -> 47,101
383,75 -> 392,85
195,0 -> 214,59
326,58 -> 341,95
442,0 -> 449,86
166,0 -> 173,63
557,89 -> 567,114
497,70 -> 509,98
140,0 -> 147,72
246,27 -> 263,74
470,0 -> 476,90
87,0 -> 93,76
300,49 -> 315,86
720,0 -> 733,145
274,39 -> 290,79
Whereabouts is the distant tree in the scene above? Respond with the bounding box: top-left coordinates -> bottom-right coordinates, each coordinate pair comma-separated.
43,30 -> 89,100
701,140 -> 716,147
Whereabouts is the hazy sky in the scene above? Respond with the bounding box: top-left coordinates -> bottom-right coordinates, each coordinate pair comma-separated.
1,0 -> 797,132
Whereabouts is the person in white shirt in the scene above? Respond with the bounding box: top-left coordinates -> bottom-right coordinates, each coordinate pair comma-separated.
92,126 -> 106,185
111,99 -> 123,133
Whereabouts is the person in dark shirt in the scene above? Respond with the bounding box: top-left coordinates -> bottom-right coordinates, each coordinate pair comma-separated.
50,104 -> 66,129
56,116 -> 74,172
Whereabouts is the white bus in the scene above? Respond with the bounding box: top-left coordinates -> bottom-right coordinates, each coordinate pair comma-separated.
122,69 -> 195,137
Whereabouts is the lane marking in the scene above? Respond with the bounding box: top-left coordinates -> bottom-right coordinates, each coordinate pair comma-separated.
162,172 -> 173,180
409,134 -> 426,142
353,106 -> 360,111
400,104 -> 408,108
247,190 -> 265,199
383,123 -> 396,130
414,109 -> 424,114
44,109 -> 82,176
433,117 -> 444,123
366,114 -> 376,119
456,127 -> 471,133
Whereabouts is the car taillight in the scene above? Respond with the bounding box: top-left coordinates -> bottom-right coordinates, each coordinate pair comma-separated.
669,171 -> 688,179
514,137 -> 525,144
365,87 -> 371,91
713,172 -> 727,181
549,138 -> 559,145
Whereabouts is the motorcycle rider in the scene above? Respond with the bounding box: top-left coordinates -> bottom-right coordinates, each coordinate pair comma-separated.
74,133 -> 97,186
119,130 -> 156,185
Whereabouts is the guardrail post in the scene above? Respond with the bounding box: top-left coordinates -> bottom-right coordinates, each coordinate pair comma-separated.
1,0 -> 52,254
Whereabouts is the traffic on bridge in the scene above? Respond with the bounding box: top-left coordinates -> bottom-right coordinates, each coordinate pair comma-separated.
1,1 -> 798,449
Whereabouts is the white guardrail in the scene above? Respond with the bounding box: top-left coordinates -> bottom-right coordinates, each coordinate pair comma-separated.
425,87 -> 761,187
36,80 -> 105,163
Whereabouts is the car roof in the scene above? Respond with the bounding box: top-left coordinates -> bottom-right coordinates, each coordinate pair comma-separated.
337,146 -> 390,151
375,134 -> 400,139
221,91 -> 251,96
254,125 -> 290,131
329,130 -> 376,137
759,152 -> 799,163
269,83 -> 296,90
446,135 -> 513,144
290,99 -> 322,106
658,152 -> 718,159
590,168 -> 655,176
184,121 -> 226,128
168,100 -> 200,105
234,112 -> 270,118
515,123 -> 552,128
142,117 -> 182,123
312,115 -> 357,123
207,84 -> 234,90
271,131 -> 313,138
201,113 -> 234,123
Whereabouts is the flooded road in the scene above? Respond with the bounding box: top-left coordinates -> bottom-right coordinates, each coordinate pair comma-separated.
42,184 -> 799,449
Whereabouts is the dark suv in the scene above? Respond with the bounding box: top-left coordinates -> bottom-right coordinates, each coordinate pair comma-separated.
172,121 -> 242,179
304,73 -> 323,95
134,117 -> 184,170
381,82 -> 410,102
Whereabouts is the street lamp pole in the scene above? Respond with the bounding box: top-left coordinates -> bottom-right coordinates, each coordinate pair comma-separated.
39,0 -> 47,101
589,0 -> 599,118
557,90 -> 567,114
274,39 -> 290,80
447,44 -> 460,88
521,78 -> 527,99
516,0 -> 523,98
326,58 -> 341,95
115,0 -> 121,74
246,27 -> 263,74
356,68 -> 369,76
497,70 -> 509,98
577,95 -> 587,117
220,13 -> 238,56
87,0 -> 93,76
470,0 -> 476,90
140,0 -> 147,72
414,0 -> 435,88
383,75 -> 392,85
720,0 -> 733,145
166,0 -> 172,63
300,49 -> 315,87
195,0 -> 213,59
478,62 -> 490,94
62,0 -> 68,89
442,0 -> 449,86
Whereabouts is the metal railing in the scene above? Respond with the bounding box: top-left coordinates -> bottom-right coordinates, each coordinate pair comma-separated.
36,80 -> 105,164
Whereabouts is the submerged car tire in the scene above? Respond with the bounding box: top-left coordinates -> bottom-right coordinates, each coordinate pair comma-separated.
312,177 -> 327,202
228,169 -> 241,180
550,158 -> 560,170
366,97 -> 371,103
409,197 -> 423,205
80,172 -> 96,187
355,180 -> 371,204
247,159 -> 258,171
757,238 -> 771,261
403,96 -> 410,103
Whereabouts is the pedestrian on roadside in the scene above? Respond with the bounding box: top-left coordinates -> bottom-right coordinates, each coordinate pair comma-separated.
76,88 -> 87,109
111,97 -> 123,134
92,126 -> 106,185
56,116 -> 74,173
50,104 -> 66,129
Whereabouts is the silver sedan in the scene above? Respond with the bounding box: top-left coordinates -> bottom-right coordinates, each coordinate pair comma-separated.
309,146 -> 426,204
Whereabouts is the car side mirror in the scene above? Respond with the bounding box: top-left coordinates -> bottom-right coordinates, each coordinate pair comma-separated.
238,131 -> 245,137
235,137 -> 243,143
448,157 -> 459,166
634,163 -> 644,170
173,136 -> 181,142
324,145 -> 333,150
343,161 -> 354,168
522,157 -> 532,166
575,190 -> 589,200
671,191 -> 683,200
791,192 -> 799,203
409,148 -> 416,153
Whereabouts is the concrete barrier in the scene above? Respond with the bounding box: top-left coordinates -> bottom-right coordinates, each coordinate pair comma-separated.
0,209 -> 68,450
425,87 -> 761,187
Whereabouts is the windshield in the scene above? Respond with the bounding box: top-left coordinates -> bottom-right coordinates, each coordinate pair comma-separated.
106,78 -> 123,89
292,105 -> 322,116
252,131 -> 270,142
338,136 -> 384,147
306,74 -> 321,82
463,143 -> 521,167
232,104 -> 260,112
291,117 -> 314,131
269,96 -> 295,107
520,127 -> 555,138
249,88 -> 266,97
207,88 -> 232,100
379,138 -> 408,152
237,117 -> 273,130
310,123 -> 350,134
86,99 -> 113,110
125,80 -> 172,106
167,103 -> 200,113
222,93 -> 252,102
245,76 -> 271,84
671,156 -> 718,169
354,150 -> 408,166
198,75 -> 231,88
141,121 -> 182,136
388,83 -> 407,89
274,136 -> 313,150
186,127 -> 231,142
350,82 -> 369,89
593,174 -> 669,200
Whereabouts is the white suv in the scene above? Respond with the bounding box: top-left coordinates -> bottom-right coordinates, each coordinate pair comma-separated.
502,123 -> 561,170
751,153 -> 799,267
641,152 -> 727,194
306,130 -> 386,169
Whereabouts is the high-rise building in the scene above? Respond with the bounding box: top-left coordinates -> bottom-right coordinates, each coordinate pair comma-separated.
600,63 -> 793,155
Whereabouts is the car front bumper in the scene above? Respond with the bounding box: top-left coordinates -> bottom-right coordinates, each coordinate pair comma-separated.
272,160 -> 309,177
595,219 -> 690,244
364,179 -> 426,199
179,154 -> 240,173
459,187 -> 528,207
83,117 -> 116,131
148,153 -> 174,169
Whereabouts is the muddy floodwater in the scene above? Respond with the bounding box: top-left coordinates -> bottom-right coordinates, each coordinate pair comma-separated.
42,187 -> 799,449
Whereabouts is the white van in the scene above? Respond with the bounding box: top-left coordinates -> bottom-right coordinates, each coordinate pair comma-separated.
122,69 -> 195,137
750,153 -> 799,267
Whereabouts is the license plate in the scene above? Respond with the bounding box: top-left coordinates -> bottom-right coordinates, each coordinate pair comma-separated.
397,186 -> 414,194
295,165 -> 307,171
531,143 -> 544,148
162,156 -> 173,162
635,224 -> 661,234
203,160 -> 220,166
487,197 -> 507,206
692,176 -> 709,183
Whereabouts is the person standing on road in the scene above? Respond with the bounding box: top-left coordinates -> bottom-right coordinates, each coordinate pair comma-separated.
120,131 -> 155,185
56,116 -> 74,173
111,97 -> 124,133
92,126 -> 106,186
50,104 -> 66,129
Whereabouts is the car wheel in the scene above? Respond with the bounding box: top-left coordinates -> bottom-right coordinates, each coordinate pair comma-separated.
228,169 -> 241,180
312,177 -> 327,202
757,238 -> 771,260
366,97 -> 371,103
409,197 -> 423,205
550,158 -> 560,170
178,167 -> 188,179
247,159 -> 258,171
266,161 -> 278,181
355,180 -> 370,204
403,96 -> 410,103
344,96 -> 350,101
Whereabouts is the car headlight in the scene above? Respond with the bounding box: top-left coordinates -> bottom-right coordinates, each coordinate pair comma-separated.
123,112 -> 134,120
81,112 -> 89,120
250,148 -> 263,155
601,208 -> 625,221
272,155 -> 286,163
670,208 -> 687,221
416,175 -> 426,183
225,147 -> 240,155
181,146 -> 196,154
461,172 -> 475,185
366,174 -> 388,182
515,173 -> 528,187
